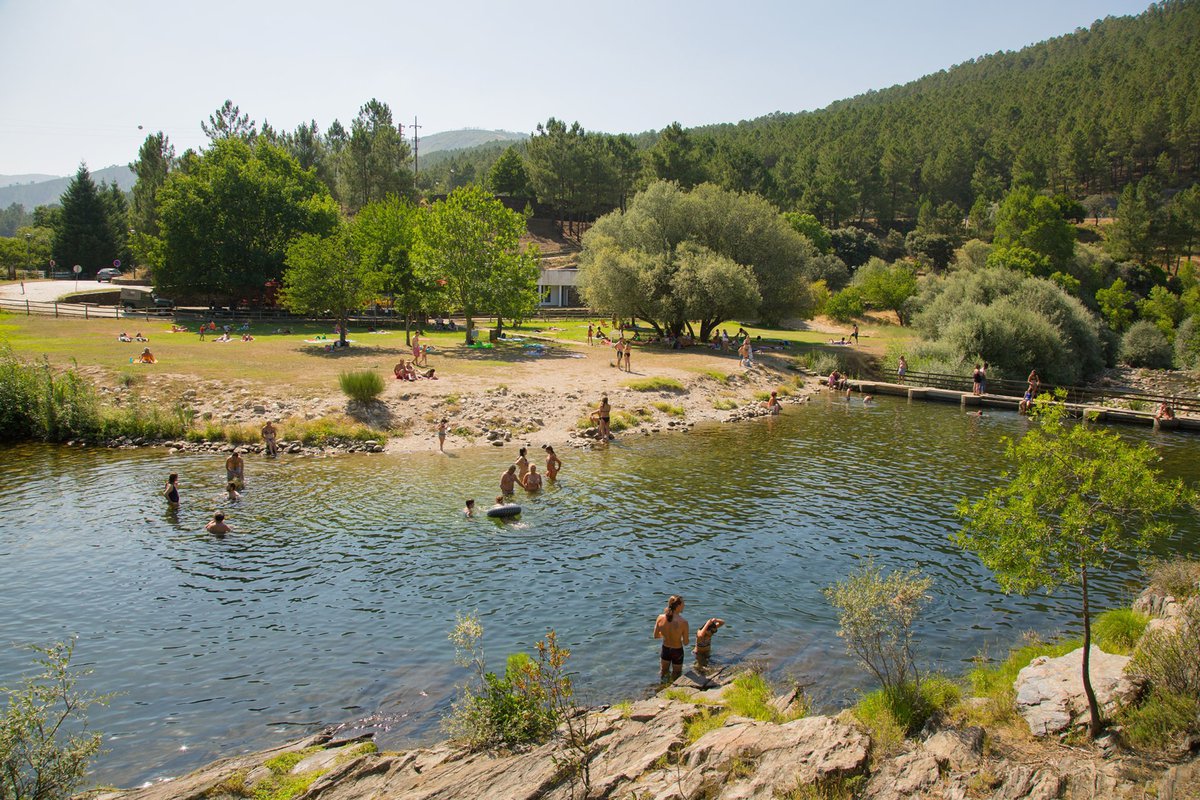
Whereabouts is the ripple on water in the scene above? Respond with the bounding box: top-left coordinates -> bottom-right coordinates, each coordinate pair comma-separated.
0,396 -> 1197,786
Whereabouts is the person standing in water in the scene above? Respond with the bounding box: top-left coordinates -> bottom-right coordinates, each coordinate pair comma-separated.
163,473 -> 180,505
653,595 -> 689,682
514,447 -> 530,482
261,420 -> 279,457
500,465 -> 518,497
206,512 -> 231,536
463,499 -> 476,517
591,395 -> 612,441
225,450 -> 245,487
543,445 -> 562,481
522,465 -> 543,492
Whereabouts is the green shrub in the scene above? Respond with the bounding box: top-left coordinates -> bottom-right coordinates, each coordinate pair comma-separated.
1147,557 -> 1200,599
1119,321 -> 1173,368
0,344 -> 40,441
652,401 -> 685,417
824,288 -> 863,322
338,370 -> 385,403
852,677 -> 960,752
1175,316 -> 1200,370
713,398 -> 738,410
625,376 -> 685,392
1118,689 -> 1200,751
794,349 -> 846,376
1129,601 -> 1200,697
442,612 -> 561,751
1093,608 -> 1149,655
1,639 -> 110,800
98,402 -> 192,440
913,267 -> 1104,384
825,561 -> 931,693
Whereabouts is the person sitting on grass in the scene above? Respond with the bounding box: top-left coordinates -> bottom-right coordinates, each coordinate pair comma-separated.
138,347 -> 157,364
241,333 -> 254,342
134,332 -> 148,342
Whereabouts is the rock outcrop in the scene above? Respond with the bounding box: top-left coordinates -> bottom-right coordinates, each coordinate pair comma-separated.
1013,646 -> 1139,736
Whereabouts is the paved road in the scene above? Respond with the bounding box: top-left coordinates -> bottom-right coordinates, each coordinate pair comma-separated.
0,279 -> 108,302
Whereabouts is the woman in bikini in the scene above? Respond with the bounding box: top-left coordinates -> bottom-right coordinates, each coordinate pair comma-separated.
543,445 -> 562,480
592,395 -> 612,440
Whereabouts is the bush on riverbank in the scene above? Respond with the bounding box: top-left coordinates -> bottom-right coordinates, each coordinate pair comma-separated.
1,345 -> 101,443
338,370 -> 384,403
1092,608 -> 1149,655
852,677 -> 960,756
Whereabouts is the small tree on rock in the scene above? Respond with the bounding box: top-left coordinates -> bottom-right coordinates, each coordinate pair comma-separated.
955,399 -> 1194,737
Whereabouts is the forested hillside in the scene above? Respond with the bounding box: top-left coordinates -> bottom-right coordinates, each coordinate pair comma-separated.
687,0 -> 1198,226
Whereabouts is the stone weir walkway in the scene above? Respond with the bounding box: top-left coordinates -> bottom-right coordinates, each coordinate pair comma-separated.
846,380 -> 1200,434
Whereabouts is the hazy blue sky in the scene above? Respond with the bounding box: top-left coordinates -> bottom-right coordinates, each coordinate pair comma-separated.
0,0 -> 1153,178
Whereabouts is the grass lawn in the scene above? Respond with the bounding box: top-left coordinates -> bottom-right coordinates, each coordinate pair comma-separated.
0,312 -> 916,389
0,314 -> 585,390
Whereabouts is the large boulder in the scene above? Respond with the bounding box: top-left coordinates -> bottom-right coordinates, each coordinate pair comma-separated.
1014,646 -> 1138,736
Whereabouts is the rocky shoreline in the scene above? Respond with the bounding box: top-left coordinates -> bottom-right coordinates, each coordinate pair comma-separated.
85,585 -> 1200,800
71,357 -> 817,457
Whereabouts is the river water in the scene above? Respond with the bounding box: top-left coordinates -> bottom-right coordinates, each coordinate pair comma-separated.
1,394 -> 1197,787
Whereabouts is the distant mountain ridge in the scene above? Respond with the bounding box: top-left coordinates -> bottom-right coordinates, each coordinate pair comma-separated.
0,173 -> 58,188
417,129 -> 526,156
0,165 -> 135,210
0,130 -> 525,210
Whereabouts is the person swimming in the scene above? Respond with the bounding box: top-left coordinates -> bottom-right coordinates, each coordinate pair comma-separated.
464,499 -> 476,517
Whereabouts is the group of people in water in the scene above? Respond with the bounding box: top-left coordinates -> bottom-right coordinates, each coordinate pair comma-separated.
461,445 -> 564,517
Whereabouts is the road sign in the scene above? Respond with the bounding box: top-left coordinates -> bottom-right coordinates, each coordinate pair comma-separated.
114,259 -> 121,268
49,260 -> 56,268
72,265 -> 82,274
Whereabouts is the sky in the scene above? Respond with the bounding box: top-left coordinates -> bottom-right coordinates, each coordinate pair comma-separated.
0,0 -> 1156,178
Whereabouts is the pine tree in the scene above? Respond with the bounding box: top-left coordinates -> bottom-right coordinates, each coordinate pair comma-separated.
52,164 -> 116,276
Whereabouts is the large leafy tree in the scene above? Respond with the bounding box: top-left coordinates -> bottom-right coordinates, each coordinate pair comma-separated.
52,164 -> 116,276
992,186 -> 1077,274
852,257 -> 918,325
337,99 -> 413,213
153,138 -> 339,301
352,196 -> 429,344
413,185 -> 540,344
282,225 -> 370,348
578,181 -> 817,339
956,401 -> 1193,737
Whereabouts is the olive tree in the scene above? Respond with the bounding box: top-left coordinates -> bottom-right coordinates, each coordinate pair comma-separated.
578,181 -> 817,338
955,400 -> 1194,737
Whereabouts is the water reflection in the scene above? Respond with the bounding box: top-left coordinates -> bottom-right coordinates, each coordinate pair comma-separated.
0,396 -> 1196,787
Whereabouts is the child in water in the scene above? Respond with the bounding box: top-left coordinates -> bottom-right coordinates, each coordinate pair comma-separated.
694,618 -> 725,669
464,499 -> 475,517
226,481 -> 242,502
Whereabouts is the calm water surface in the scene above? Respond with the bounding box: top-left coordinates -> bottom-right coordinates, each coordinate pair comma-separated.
1,395 -> 1198,787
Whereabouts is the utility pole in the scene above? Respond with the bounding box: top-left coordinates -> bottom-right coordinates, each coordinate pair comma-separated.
411,116 -> 422,178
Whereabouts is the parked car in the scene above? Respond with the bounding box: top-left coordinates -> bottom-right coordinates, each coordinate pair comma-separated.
120,287 -> 174,310
97,268 -> 122,282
